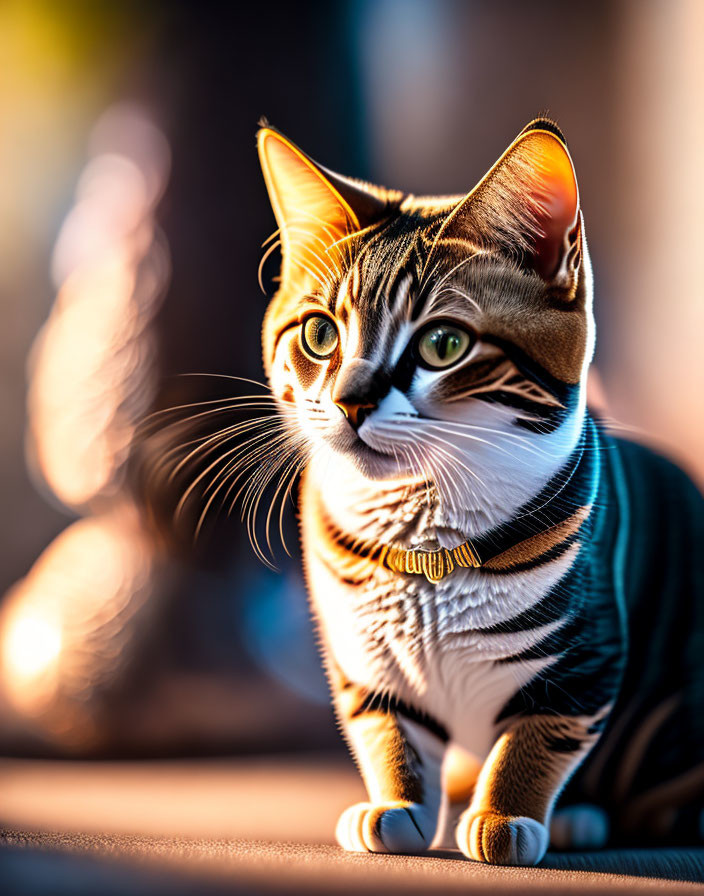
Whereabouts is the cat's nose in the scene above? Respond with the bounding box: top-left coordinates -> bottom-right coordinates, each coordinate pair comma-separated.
334,400 -> 376,430
332,358 -> 382,430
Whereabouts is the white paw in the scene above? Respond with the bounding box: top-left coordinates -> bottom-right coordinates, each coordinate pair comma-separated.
550,804 -> 609,850
456,810 -> 549,865
335,801 -> 431,854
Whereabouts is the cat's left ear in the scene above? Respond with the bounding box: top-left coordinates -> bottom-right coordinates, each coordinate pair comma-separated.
435,120 -> 582,289
257,127 -> 392,289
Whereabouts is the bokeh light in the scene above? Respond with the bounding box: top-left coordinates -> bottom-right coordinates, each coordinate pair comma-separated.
0,503 -> 163,748
27,104 -> 170,511
0,103 -> 171,750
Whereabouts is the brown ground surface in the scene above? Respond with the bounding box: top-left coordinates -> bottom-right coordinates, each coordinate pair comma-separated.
1,756 -> 703,894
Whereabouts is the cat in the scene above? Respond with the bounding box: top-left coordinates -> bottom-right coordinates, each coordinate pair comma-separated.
254,118 -> 704,865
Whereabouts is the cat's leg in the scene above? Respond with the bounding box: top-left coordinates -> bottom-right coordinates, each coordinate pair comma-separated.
456,714 -> 600,865
334,680 -> 446,855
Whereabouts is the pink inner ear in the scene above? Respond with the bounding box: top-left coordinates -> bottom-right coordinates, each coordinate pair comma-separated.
525,134 -> 579,280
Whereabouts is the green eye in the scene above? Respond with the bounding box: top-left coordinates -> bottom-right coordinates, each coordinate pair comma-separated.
417,324 -> 472,369
301,314 -> 339,359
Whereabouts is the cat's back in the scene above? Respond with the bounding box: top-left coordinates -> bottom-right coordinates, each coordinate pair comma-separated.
605,434 -> 704,711
566,434 -> 704,839
610,435 -> 704,598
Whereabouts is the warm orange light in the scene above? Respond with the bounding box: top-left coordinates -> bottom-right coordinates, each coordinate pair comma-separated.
1,104 -> 171,749
26,103 -> 170,513
0,505 -> 161,744
1,605 -> 62,707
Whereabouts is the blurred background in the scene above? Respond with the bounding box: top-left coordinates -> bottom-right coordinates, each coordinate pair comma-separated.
1,0 -> 703,759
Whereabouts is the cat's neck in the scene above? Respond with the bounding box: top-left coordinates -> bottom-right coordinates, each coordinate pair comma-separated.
307,404 -> 587,547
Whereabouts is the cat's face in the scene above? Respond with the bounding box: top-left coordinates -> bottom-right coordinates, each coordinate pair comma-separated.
258,120 -> 594,505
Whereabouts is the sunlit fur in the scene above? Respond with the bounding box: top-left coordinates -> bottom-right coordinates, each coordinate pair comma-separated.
147,119 -> 704,865
234,120 -> 704,864
253,119 -> 615,865
261,120 -> 592,538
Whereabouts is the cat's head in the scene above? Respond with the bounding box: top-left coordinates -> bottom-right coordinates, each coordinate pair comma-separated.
257,119 -> 593,502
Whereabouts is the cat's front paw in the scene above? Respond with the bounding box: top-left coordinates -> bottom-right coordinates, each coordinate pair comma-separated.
456,810 -> 548,865
335,801 -> 431,854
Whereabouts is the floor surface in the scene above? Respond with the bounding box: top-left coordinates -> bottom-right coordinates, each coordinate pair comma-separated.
1,756 -> 703,894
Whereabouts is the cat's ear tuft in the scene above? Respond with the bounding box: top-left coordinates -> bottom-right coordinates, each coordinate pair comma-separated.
257,128 -> 392,289
436,123 -> 581,289
517,116 -> 568,146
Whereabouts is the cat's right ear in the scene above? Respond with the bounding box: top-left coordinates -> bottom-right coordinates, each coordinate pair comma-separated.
257,127 -> 392,290
425,121 -> 582,294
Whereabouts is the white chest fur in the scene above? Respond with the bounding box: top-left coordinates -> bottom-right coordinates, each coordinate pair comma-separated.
304,492 -> 576,758
301,399 -> 581,758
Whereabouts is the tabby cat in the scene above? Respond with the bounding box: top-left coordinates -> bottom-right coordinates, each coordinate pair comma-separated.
254,119 -> 704,865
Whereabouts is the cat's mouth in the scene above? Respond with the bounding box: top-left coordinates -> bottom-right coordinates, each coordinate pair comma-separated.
353,431 -> 394,458
331,426 -> 412,480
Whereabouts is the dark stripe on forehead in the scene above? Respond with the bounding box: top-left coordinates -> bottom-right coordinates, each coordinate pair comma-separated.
333,263 -> 360,320
353,215 -> 433,304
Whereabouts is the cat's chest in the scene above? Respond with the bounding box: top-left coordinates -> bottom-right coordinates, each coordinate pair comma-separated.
306,539 -> 574,754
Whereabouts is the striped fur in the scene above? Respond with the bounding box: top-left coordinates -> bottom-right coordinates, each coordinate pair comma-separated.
256,120 -> 704,864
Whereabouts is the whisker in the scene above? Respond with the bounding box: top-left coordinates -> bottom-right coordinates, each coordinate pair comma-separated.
418,434 -> 477,503
141,396 -> 282,432
176,424 -> 287,518
263,447 -> 308,558
240,446 -> 300,566
194,430 -> 295,543
157,417 -> 278,475
276,453 -> 307,558
261,227 -> 281,248
169,416 -> 283,483
258,238 -> 283,293
418,421 -> 541,465
223,429 -> 300,521
195,421 -> 289,492
411,416 -> 559,460
174,373 -> 273,389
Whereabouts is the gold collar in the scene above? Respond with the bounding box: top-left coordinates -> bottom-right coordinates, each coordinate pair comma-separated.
319,505 -> 590,584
